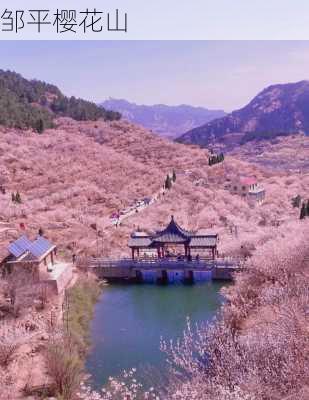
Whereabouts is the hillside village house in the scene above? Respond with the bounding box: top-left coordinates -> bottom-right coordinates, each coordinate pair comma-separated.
128,216 -> 219,261
1,235 -> 72,293
225,177 -> 265,205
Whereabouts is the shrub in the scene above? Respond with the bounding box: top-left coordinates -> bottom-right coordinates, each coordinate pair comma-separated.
0,323 -> 31,368
46,335 -> 83,400
0,342 -> 18,367
46,277 -> 102,399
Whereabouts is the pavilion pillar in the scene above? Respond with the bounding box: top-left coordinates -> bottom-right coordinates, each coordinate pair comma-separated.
51,251 -> 54,265
137,248 -> 140,259
212,247 -> 215,260
157,247 -> 161,259
131,248 -> 135,260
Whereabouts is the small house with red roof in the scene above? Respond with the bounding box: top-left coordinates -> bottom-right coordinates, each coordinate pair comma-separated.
225,176 -> 265,204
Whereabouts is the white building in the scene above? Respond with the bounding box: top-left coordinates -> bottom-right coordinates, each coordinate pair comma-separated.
225,177 -> 265,205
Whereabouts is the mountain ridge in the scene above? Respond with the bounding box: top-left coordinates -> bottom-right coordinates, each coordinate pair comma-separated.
100,98 -> 226,138
177,80 -> 309,149
0,69 -> 121,132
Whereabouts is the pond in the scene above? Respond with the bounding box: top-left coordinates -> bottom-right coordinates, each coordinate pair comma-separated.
86,282 -> 225,389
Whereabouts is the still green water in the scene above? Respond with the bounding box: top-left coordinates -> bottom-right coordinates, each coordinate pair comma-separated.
86,282 -> 225,388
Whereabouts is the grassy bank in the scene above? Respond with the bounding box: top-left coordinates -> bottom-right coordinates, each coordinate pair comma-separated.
64,277 -> 102,350
45,276 -> 103,400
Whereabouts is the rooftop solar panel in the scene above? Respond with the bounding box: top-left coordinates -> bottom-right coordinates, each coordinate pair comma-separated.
8,235 -> 32,258
27,236 -> 55,259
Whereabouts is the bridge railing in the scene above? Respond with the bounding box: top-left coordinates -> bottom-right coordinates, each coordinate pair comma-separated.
82,257 -> 240,270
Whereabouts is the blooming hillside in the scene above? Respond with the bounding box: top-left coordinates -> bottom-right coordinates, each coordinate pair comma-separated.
0,117 -> 309,400
0,118 -> 308,261
230,133 -> 309,173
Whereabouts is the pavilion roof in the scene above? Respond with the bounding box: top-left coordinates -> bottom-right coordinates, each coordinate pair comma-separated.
128,236 -> 153,248
152,216 -> 193,244
189,236 -> 218,247
240,177 -> 257,186
128,217 -> 219,248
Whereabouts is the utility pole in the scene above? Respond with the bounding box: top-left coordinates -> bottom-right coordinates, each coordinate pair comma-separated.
62,290 -> 70,334
96,229 -> 99,257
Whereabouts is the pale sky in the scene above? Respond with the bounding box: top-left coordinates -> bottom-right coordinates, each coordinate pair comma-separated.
1,41 -> 309,111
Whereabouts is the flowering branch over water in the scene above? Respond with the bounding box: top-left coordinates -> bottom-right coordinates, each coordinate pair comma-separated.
78,369 -> 159,400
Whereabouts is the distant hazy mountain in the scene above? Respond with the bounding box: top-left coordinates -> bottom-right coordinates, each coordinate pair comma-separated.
178,81 -> 309,149
100,98 -> 226,138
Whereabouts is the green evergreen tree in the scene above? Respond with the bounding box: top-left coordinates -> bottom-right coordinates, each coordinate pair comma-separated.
306,199 -> 309,217
36,118 -> 45,134
208,153 -> 224,166
15,191 -> 21,204
11,192 -> 15,202
165,174 -> 172,190
300,202 -> 306,219
172,170 -> 176,182
292,195 -> 302,208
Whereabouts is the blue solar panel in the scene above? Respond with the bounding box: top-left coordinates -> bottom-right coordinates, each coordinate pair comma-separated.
8,235 -> 32,258
27,237 -> 54,258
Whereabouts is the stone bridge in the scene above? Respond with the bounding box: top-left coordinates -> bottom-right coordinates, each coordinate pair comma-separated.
77,257 -> 242,283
